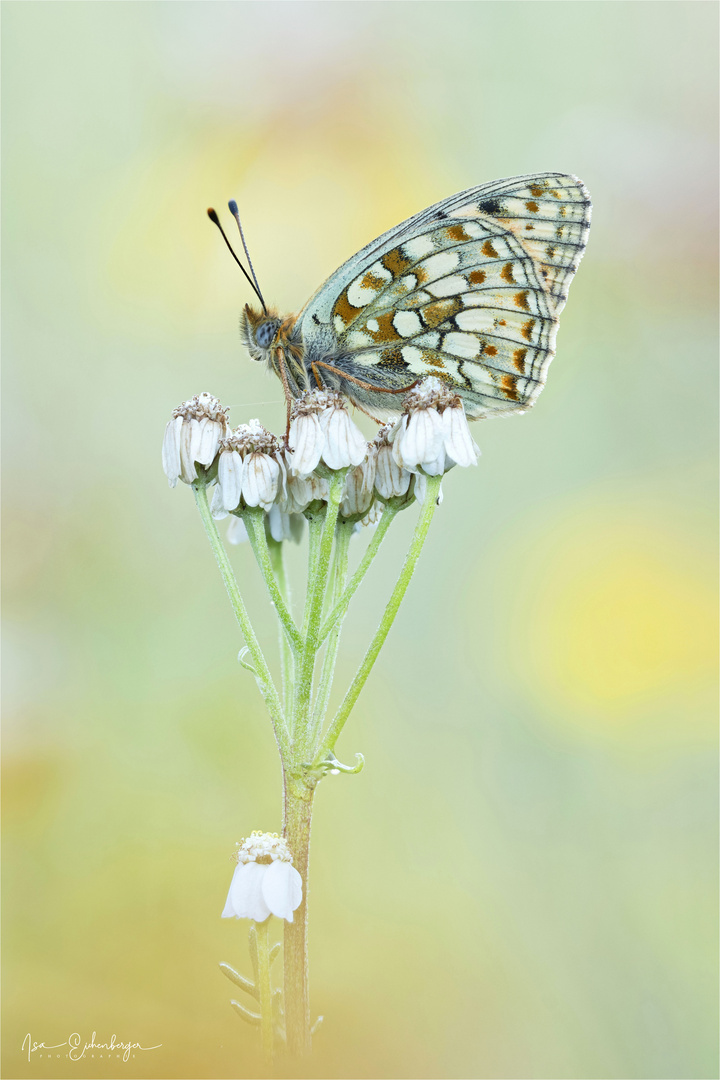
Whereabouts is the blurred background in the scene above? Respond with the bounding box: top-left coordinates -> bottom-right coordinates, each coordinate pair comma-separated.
2,3 -> 717,1078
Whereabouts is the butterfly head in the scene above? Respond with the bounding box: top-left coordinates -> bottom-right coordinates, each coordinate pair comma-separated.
240,304 -> 283,361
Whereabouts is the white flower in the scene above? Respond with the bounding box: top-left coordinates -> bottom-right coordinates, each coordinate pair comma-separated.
222,832 -> 302,923
288,393 -> 326,478
374,422 -> 412,498
319,392 -> 368,470
287,390 -> 367,476
162,393 -> 229,487
215,422 -> 281,513
413,472 -> 444,506
340,450 -> 376,518
226,516 -> 249,544
441,400 -> 480,468
217,449 -> 244,511
242,451 -> 280,511
391,378 -> 479,474
266,505 -> 305,543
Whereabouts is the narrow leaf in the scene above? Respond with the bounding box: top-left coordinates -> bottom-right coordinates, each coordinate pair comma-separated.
230,999 -> 261,1026
219,962 -> 258,999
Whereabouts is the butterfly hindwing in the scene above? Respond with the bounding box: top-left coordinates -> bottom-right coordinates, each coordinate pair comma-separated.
299,173 -> 590,419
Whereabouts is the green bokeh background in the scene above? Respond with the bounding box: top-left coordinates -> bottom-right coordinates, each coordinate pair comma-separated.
3,3 -> 717,1078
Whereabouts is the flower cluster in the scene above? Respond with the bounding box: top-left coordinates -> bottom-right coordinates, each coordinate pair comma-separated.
162,379 -> 479,539
222,832 -> 302,923
162,393 -> 229,487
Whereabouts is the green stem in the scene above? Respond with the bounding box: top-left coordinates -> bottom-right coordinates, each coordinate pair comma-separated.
269,538 -> 294,716
283,773 -> 314,1057
243,510 -> 302,653
300,515 -> 324,639
318,504 -> 398,644
318,474 -> 441,760
309,521 -> 352,742
254,918 -> 274,1061
192,482 -> 289,757
294,471 -> 347,759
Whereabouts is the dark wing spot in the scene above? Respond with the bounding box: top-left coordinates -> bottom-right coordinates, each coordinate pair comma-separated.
333,290 -> 363,326
501,374 -> 520,400
479,197 -> 503,215
446,224 -> 471,242
365,311 -> 401,342
382,248 -> 412,277
513,347 -> 527,374
421,298 -> 462,328
378,347 -> 409,370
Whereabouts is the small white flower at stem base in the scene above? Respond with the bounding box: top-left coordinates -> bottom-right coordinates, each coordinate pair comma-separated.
162,393 -> 229,488
222,831 -> 302,923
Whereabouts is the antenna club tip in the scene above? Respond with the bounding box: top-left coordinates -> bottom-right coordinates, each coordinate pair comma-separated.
207,207 -> 220,224
228,199 -> 239,215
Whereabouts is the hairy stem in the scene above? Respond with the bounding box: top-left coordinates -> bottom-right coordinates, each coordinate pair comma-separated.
318,503 -> 398,644
294,471 -> 347,759
243,509 -> 302,653
255,918 -> 274,1061
310,520 -> 353,742
283,773 -> 315,1057
269,538 -> 294,716
318,475 -> 441,759
193,482 -> 289,756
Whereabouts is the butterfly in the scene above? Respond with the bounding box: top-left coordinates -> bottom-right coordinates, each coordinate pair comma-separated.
210,172 -> 591,425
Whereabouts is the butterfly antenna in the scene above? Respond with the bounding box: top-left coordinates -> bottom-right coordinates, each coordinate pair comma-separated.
228,200 -> 267,315
206,208 -> 268,313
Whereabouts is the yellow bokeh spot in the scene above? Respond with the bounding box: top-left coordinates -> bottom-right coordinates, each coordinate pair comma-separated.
505,507 -> 717,736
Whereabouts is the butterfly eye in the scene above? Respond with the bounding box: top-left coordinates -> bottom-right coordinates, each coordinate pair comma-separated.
255,320 -> 279,349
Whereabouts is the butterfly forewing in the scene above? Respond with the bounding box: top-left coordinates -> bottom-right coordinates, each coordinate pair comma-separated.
299,173 -> 590,419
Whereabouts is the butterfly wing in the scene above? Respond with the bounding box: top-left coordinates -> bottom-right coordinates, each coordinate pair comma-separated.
299,173 -> 591,420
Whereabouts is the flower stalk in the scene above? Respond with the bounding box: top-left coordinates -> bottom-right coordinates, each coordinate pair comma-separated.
164,381 -> 479,1061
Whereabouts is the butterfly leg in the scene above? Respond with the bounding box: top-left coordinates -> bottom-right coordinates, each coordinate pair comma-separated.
276,348 -> 295,443
311,359 -> 419,402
